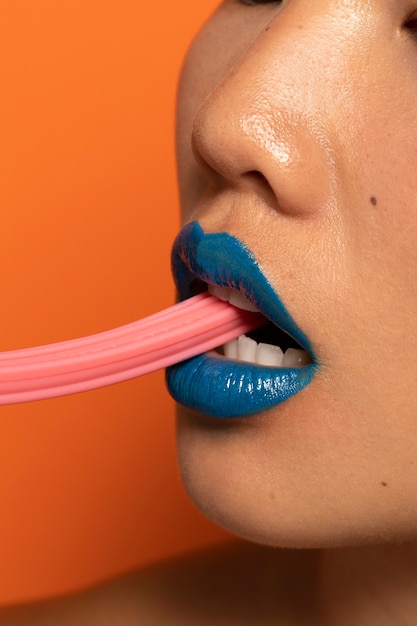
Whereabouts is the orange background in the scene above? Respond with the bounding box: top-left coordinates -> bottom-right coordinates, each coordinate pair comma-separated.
0,0 -> 225,605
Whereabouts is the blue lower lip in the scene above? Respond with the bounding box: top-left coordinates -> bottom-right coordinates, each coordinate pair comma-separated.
166,221 -> 318,419
166,353 -> 316,418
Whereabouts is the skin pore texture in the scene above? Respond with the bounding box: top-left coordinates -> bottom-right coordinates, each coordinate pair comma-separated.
176,0 -> 417,547
3,0 -> 417,624
174,0 -> 417,621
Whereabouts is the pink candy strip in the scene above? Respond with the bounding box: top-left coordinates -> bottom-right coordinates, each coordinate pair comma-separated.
0,293 -> 265,405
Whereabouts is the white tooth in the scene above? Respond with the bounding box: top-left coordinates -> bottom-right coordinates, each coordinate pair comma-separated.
282,348 -> 311,368
229,290 -> 259,312
237,335 -> 257,363
208,284 -> 259,312
224,338 -> 238,359
256,343 -> 284,367
208,285 -> 230,302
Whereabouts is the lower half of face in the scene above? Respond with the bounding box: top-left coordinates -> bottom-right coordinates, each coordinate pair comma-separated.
174,225 -> 417,548
177,363 -> 417,549
172,0 -> 417,549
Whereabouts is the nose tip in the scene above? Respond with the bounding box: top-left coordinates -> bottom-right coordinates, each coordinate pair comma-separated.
191,16 -> 343,218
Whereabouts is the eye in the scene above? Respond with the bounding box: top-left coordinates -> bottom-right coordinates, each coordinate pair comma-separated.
238,0 -> 281,5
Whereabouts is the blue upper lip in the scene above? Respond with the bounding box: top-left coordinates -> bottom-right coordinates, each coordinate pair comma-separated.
171,221 -> 315,358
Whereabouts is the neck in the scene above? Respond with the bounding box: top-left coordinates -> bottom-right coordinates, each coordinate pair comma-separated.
319,542 -> 417,626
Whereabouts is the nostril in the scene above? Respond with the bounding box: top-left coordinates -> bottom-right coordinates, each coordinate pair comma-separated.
243,169 -> 275,200
247,170 -> 270,186
404,13 -> 417,37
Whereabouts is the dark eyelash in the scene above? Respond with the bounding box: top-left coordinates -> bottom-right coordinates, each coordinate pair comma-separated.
238,0 -> 281,5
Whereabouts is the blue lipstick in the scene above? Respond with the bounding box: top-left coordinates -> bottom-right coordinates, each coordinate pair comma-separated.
166,222 -> 318,418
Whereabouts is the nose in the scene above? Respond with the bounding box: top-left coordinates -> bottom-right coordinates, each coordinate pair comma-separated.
191,1 -> 376,218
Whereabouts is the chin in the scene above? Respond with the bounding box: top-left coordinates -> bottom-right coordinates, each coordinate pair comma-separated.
176,405 -> 417,550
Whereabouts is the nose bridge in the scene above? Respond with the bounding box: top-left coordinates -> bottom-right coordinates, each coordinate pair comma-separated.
192,1 -> 372,215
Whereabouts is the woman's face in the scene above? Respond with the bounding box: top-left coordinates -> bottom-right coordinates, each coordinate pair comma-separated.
172,0 -> 417,548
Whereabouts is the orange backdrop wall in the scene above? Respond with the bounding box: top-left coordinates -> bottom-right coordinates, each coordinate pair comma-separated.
0,0 -> 225,605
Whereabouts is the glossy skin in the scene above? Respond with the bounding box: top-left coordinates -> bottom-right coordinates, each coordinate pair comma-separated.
175,0 -> 417,549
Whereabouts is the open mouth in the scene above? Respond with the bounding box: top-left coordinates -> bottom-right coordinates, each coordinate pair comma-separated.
208,285 -> 312,368
167,221 -> 317,418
